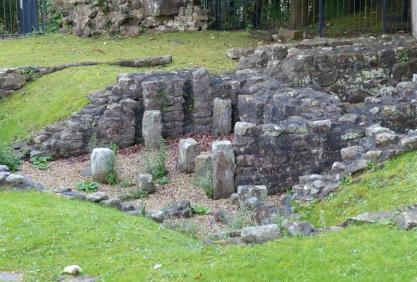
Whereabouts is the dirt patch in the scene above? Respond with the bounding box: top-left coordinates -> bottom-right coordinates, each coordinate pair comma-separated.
21,133 -> 282,238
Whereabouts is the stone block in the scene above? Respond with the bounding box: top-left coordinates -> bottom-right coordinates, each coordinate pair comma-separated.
212,98 -> 232,137
142,110 -> 163,150
91,148 -> 115,183
212,141 -> 235,200
178,138 -> 200,173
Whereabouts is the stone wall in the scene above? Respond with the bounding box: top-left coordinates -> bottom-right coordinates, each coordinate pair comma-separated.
413,0 -> 417,39
52,0 -> 208,37
236,35 -> 417,103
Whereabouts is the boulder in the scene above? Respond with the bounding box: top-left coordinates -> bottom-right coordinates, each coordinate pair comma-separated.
178,138 -> 200,173
394,209 -> 417,230
237,185 -> 268,209
138,173 -> 155,193
283,221 -> 316,236
86,192 -> 109,202
0,165 -> 10,172
212,98 -> 232,137
91,148 -> 115,183
100,198 -> 122,210
147,210 -> 165,223
241,224 -> 281,244
0,271 -> 24,282
164,200 -> 193,218
212,141 -> 235,200
142,110 -> 163,150
251,201 -> 279,225
343,211 -> 393,226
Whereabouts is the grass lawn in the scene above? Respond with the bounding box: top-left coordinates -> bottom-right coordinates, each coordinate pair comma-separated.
2,191 -> 417,281
0,31 -> 259,143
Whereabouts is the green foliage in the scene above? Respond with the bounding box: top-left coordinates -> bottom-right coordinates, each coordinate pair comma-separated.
144,139 -> 169,185
191,205 -> 211,216
87,132 -> 98,153
226,211 -> 254,230
43,0 -> 62,33
398,50 -> 410,63
30,156 -> 52,170
106,169 -> 119,185
193,176 -> 213,198
0,142 -> 20,172
76,181 -> 100,193
122,189 -> 149,201
163,219 -> 198,238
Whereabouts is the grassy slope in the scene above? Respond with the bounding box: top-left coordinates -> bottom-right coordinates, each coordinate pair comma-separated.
1,191 -> 417,281
0,31 -> 259,142
299,151 -> 417,227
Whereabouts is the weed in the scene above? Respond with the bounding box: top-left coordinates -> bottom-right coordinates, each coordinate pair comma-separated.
30,156 -> 52,170
226,211 -> 254,230
341,175 -> 353,186
144,139 -> 169,184
122,189 -> 149,201
120,179 -> 136,188
87,132 -> 97,153
194,176 -> 213,198
191,205 -> 211,215
0,143 -> 21,172
397,49 -> 410,63
76,181 -> 100,193
106,169 -> 119,185
163,219 -> 198,237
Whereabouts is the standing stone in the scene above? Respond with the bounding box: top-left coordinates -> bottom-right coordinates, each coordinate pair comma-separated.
195,152 -> 213,179
91,148 -> 115,183
212,98 -> 232,137
212,141 -> 235,200
178,138 -> 200,173
142,110 -> 162,150
138,173 -> 155,193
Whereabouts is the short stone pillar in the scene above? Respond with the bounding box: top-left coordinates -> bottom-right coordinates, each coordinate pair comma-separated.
142,110 -> 162,150
195,152 -> 213,180
178,138 -> 200,173
212,141 -> 235,200
91,148 -> 115,183
212,98 -> 232,137
138,173 -> 155,194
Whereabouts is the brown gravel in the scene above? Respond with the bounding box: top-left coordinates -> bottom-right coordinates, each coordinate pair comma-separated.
21,133 -> 282,238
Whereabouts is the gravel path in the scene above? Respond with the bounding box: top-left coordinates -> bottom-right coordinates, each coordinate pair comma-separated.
22,133 -> 282,238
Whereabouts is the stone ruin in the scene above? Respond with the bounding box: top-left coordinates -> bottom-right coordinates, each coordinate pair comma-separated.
51,0 -> 208,37
21,35 -> 417,203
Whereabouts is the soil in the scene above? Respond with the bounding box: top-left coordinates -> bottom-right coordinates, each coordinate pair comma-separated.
21,133 -> 282,238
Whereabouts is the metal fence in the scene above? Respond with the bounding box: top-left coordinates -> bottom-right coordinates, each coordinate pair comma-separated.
0,0 -> 45,36
203,0 -> 412,36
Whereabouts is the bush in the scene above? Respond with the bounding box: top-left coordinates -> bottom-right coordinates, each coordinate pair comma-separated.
31,156 -> 52,170
192,205 -> 211,215
144,139 -> 169,184
121,189 -> 149,201
76,181 -> 100,193
0,143 -> 21,172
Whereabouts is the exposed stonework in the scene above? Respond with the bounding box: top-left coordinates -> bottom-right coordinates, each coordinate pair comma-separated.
51,0 -> 208,37
0,56 -> 172,99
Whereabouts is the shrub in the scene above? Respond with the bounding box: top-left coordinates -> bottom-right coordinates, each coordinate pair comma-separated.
122,189 -> 149,201
106,169 -> 119,185
76,181 -> 100,193
0,143 -> 21,172
144,139 -> 169,184
31,156 -> 52,170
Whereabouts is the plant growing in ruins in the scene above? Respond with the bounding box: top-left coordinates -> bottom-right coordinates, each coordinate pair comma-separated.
76,181 -> 100,192
193,176 -> 213,198
87,132 -> 98,153
144,139 -> 169,185
105,143 -> 119,185
191,205 -> 211,215
398,50 -> 410,63
163,219 -> 198,238
0,143 -> 20,172
31,156 -> 52,170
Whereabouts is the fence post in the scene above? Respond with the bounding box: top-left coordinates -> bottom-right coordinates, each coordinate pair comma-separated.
382,0 -> 387,32
318,0 -> 325,37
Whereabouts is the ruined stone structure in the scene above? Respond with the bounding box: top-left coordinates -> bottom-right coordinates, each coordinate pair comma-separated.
51,0 -> 208,37
23,35 -> 417,196
413,1 -> 417,39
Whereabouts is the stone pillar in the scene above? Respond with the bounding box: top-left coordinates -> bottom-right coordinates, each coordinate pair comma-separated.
91,148 -> 115,183
195,152 -> 213,180
212,141 -> 235,200
212,98 -> 232,137
178,138 -> 200,173
142,110 -> 162,150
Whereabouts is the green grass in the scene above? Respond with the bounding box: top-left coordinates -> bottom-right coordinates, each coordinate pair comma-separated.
0,31 -> 259,143
2,191 -> 417,281
299,151 -> 417,227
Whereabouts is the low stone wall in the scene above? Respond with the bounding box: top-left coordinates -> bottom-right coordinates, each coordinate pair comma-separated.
51,0 -> 208,37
